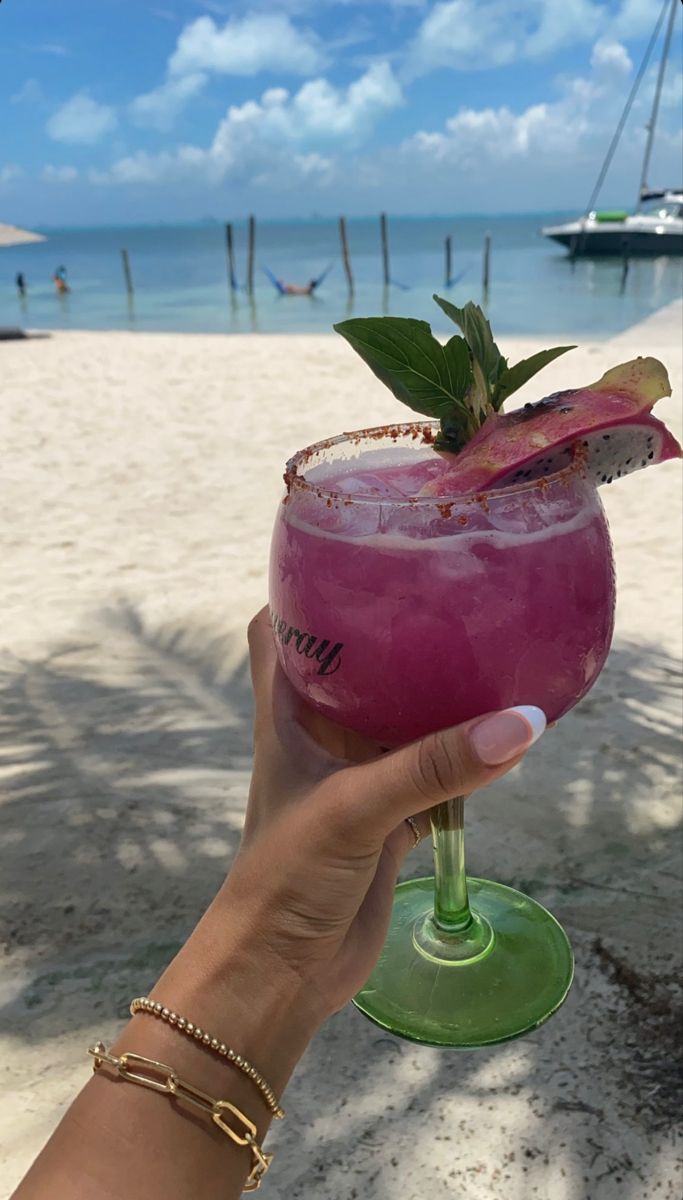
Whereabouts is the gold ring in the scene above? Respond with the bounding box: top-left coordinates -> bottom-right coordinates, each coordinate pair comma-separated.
405,816 -> 422,847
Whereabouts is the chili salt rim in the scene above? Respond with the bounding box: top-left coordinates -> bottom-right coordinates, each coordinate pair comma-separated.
283,420 -> 589,508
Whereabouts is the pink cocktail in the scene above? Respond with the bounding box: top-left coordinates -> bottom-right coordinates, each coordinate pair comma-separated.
270,423 -> 615,748
269,422 -> 616,1047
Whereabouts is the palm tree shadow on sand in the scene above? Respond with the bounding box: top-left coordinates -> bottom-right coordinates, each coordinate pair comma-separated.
0,602 -> 680,1199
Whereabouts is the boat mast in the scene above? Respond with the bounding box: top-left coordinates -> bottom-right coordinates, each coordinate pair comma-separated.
636,0 -> 678,211
581,0 -> 668,222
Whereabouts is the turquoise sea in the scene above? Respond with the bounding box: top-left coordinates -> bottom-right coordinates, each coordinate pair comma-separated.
2,214 -> 682,337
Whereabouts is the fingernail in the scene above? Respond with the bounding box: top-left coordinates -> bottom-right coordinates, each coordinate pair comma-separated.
470,705 -> 546,766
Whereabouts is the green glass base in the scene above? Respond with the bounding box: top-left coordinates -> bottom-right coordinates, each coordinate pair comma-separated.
353,876 -> 574,1048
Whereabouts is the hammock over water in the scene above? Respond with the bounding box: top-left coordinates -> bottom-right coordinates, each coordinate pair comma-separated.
262,262 -> 334,294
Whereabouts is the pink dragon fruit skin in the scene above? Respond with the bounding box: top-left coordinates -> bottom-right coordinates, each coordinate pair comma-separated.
420,357 -> 681,496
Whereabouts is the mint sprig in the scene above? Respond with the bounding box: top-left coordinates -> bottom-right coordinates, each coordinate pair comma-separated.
334,296 -> 575,453
331,317 -> 478,448
432,296 -> 507,405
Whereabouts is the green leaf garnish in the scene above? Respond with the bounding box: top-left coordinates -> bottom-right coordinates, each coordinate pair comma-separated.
334,297 -> 577,453
432,296 -> 507,405
333,317 -> 477,442
494,345 -> 576,406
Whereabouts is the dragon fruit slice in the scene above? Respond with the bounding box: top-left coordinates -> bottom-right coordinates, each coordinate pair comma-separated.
419,357 -> 680,496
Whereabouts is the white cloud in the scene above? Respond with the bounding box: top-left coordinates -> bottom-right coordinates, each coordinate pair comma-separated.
42,164 -> 79,182
129,73 -> 207,130
0,164 -> 24,184
169,13 -> 325,77
367,35 -> 681,212
523,0 -> 603,57
92,62 -> 402,187
251,150 -> 335,191
47,93 -> 118,144
88,144 -> 209,186
590,39 -> 633,77
291,62 -> 403,135
402,37 -> 637,165
201,60 -> 401,170
293,151 -> 334,178
407,0 -> 519,73
262,87 -> 289,107
11,78 -> 43,105
405,0 -> 649,75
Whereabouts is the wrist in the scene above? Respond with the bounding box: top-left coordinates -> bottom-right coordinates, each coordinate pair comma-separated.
147,884 -> 326,1097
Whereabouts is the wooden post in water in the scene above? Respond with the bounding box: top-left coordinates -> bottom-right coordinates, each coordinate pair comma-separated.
445,235 -> 452,287
482,233 -> 491,293
121,248 -> 134,295
247,214 -> 256,296
225,222 -> 236,290
620,234 -> 630,293
339,216 -> 354,296
380,212 -> 390,287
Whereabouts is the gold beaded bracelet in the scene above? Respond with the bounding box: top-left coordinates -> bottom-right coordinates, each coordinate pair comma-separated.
88,1042 -> 272,1192
129,997 -> 285,1120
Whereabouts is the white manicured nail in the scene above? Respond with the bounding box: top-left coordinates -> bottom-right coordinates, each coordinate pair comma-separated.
471,705 -> 547,766
508,705 -> 547,746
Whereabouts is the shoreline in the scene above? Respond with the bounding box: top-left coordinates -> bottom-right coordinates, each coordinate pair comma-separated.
12,293 -> 682,342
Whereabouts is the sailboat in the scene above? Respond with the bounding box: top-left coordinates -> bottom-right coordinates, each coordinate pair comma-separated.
543,0 -> 682,257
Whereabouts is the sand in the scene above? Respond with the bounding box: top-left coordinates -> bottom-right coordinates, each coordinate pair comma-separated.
1,301 -> 681,1199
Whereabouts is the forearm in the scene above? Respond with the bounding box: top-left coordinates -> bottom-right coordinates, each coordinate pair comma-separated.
14,883 -> 325,1200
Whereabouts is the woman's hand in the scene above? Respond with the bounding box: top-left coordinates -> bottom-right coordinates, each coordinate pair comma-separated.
13,610 -> 545,1200
221,608 -> 544,1023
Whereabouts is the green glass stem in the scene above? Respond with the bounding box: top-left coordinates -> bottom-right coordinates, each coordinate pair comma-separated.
412,796 -> 494,964
430,796 -> 472,933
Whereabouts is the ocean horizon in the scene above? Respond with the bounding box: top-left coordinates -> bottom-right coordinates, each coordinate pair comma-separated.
34,209 -> 582,232
3,213 -> 682,338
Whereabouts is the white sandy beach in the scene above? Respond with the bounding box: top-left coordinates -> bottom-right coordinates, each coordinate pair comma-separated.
1,303 -> 681,1198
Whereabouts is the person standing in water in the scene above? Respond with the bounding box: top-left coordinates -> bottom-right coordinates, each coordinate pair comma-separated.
53,266 -> 70,295
16,272 -> 26,298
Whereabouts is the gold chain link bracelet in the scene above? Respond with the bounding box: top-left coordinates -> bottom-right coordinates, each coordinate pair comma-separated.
88,1042 -> 273,1192
129,997 -> 284,1120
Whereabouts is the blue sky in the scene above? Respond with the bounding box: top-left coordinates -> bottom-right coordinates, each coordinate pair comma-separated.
1,0 -> 681,225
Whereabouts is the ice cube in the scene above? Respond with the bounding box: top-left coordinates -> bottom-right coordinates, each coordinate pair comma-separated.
329,471 -> 406,499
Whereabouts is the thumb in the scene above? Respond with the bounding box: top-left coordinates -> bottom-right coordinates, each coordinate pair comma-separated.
340,707 -> 546,842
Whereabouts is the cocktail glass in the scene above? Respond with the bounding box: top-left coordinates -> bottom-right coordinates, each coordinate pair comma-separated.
269,423 -> 616,1047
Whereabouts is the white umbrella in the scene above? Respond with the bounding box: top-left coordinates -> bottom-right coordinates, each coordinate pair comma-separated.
0,223 -> 46,248
0,223 -> 47,339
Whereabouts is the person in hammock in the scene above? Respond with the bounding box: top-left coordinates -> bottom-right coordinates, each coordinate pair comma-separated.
264,263 -> 332,296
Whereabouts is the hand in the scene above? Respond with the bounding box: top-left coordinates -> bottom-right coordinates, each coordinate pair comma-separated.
11,612 -> 544,1200
221,609 -> 543,1023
